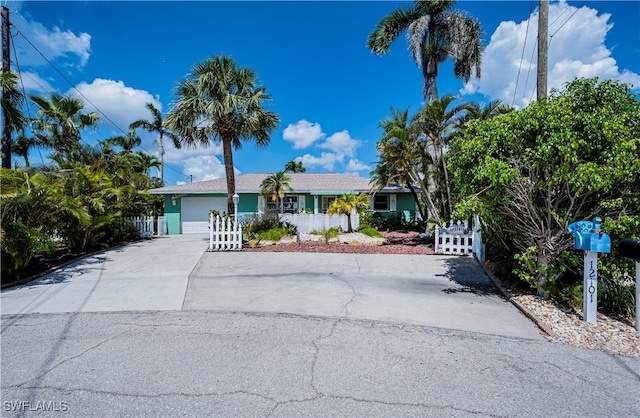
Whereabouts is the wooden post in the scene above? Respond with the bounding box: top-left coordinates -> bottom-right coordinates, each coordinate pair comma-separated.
583,251 -> 598,323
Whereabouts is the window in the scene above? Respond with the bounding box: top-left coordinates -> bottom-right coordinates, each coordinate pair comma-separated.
321,196 -> 336,214
266,195 -> 298,213
373,195 -> 389,211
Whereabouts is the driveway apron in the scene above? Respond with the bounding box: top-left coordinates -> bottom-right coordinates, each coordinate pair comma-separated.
1,234 -> 209,314
183,251 -> 543,339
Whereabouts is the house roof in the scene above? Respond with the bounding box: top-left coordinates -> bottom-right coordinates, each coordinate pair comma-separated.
149,173 -> 410,195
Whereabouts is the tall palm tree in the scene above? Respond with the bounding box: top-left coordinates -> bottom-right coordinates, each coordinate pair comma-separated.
260,171 -> 294,213
129,102 -> 180,184
284,160 -> 306,173
327,192 -> 370,233
30,94 -> 100,162
413,95 -> 472,220
166,55 -> 280,214
1,70 -> 27,168
367,0 -> 482,102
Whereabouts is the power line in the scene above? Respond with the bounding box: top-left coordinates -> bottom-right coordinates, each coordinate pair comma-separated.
549,0 -> 586,48
512,0 -> 535,107
11,27 -> 188,180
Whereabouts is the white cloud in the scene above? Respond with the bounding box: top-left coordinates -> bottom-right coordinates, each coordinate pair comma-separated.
12,12 -> 91,68
180,155 -> 228,182
298,152 -> 343,171
318,130 -> 361,158
69,79 -> 162,134
163,141 -> 223,164
464,0 -> 640,108
344,159 -> 371,173
18,71 -> 56,94
282,120 -> 325,149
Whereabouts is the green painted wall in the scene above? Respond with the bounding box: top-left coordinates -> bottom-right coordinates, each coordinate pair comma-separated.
163,196 -> 181,234
395,193 -> 416,212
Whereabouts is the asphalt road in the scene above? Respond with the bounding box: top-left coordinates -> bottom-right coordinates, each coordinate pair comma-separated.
2,311 -> 639,417
2,235 -> 639,416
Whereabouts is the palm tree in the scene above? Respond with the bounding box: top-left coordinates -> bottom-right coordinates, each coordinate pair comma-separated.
371,107 -> 440,223
30,94 -> 100,162
367,0 -> 482,102
106,130 -> 142,154
129,102 -> 180,184
260,171 -> 294,213
284,160 -> 306,173
11,133 -> 36,167
166,55 -> 280,214
1,70 -> 27,168
327,192 -> 370,233
413,95 -> 473,220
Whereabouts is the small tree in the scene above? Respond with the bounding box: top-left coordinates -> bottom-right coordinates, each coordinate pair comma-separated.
328,192 -> 370,233
260,171 -> 294,214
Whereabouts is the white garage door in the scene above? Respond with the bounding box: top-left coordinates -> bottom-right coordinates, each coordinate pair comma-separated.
181,197 -> 228,234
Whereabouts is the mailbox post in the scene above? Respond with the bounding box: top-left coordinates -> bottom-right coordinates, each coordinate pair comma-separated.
568,217 -> 611,324
618,239 -> 640,331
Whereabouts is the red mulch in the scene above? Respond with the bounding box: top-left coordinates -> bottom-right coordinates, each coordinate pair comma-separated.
242,231 -> 435,255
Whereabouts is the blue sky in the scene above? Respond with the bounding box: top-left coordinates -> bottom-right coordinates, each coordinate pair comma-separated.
7,0 -> 640,186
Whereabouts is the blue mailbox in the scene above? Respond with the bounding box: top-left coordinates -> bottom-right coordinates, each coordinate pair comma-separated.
568,217 -> 611,253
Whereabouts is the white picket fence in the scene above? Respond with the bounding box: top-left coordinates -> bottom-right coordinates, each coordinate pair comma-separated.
125,216 -> 167,238
209,215 -> 242,251
278,212 -> 359,234
435,216 -> 485,261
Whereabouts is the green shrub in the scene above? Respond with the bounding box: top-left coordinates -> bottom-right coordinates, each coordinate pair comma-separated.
258,227 -> 289,241
598,277 -> 636,319
358,226 -> 383,238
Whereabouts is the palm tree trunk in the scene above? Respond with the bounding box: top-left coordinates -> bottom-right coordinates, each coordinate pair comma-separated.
158,132 -> 164,185
222,136 -> 236,214
440,150 -> 453,220
407,184 -> 426,220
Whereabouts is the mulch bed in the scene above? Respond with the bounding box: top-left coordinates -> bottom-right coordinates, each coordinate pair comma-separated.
242,231 -> 435,255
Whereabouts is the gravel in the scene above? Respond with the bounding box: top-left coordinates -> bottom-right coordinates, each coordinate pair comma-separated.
244,230 -> 640,357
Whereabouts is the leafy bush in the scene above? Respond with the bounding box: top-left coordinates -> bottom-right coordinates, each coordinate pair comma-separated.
242,211 -> 297,242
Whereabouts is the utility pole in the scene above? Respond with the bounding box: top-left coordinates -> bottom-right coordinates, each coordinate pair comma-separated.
537,0 -> 548,101
1,5 -> 11,169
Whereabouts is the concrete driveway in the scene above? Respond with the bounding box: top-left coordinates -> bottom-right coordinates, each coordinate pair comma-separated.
1,234 -> 542,339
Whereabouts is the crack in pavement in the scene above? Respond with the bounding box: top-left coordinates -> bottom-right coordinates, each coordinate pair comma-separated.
13,329 -> 133,388
6,385 -> 279,404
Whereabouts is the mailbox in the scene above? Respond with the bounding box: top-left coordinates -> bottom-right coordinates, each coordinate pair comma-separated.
567,217 -> 611,253
618,239 -> 640,261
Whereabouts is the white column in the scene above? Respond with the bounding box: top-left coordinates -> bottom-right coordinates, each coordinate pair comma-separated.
583,251 -> 598,324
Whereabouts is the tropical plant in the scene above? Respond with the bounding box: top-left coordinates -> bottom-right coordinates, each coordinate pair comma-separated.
327,192 -> 370,233
1,70 -> 27,168
129,102 -> 180,184
166,55 -> 280,213
449,78 -> 640,302
30,94 -> 100,162
260,171 -> 294,213
284,160 -> 306,173
367,0 -> 482,102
